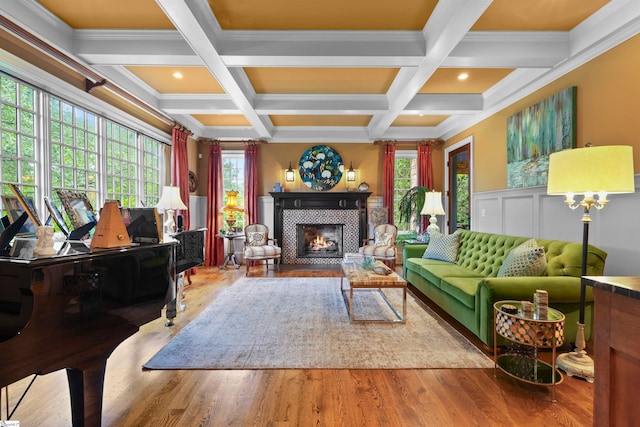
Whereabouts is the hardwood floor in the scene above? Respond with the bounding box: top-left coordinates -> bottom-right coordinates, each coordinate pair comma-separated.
5,265 -> 593,426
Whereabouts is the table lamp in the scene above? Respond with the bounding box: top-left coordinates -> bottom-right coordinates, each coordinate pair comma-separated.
547,145 -> 635,382
156,185 -> 188,236
221,190 -> 244,232
420,191 -> 445,235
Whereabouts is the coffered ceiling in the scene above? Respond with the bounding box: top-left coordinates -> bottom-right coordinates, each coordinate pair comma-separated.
1,0 -> 639,143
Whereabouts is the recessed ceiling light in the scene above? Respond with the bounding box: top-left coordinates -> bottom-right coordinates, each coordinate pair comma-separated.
173,72 -> 183,79
458,72 -> 469,81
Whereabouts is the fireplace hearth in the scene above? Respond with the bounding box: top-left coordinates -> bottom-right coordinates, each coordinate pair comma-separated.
297,224 -> 343,258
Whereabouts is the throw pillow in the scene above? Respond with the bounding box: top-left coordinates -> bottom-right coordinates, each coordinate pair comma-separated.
422,232 -> 460,263
374,231 -> 393,246
247,231 -> 266,246
497,239 -> 547,277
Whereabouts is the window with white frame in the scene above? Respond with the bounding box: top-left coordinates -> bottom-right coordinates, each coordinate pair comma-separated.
1,74 -> 38,201
105,120 -> 138,207
393,150 -> 418,233
222,150 -> 245,230
1,71 -> 166,226
49,97 -> 100,205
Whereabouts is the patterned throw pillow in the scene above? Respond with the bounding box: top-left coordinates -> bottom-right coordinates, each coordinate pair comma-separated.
422,232 -> 460,263
374,231 -> 393,246
247,231 -> 267,246
497,239 -> 547,277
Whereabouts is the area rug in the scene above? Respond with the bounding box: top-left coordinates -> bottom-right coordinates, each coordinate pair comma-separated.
143,277 -> 493,370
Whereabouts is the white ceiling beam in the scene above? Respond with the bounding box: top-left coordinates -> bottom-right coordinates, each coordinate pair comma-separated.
367,0 -> 494,138
155,0 -> 273,138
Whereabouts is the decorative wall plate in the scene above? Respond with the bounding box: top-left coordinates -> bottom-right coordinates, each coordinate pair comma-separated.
298,145 -> 343,191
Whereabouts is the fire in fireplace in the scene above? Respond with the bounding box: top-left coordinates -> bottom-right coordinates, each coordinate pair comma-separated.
297,224 -> 343,258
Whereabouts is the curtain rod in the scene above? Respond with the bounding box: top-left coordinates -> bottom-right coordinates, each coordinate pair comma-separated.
373,139 -> 444,147
0,16 -> 175,127
198,138 -> 268,145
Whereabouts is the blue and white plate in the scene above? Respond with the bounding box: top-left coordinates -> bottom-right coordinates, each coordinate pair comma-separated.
298,145 -> 344,191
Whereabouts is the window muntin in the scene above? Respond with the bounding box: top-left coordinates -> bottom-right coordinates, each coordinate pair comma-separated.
105,120 -> 138,207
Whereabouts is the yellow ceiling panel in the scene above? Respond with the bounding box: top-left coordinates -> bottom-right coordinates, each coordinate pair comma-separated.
125,66 -> 224,94
391,116 -> 449,127
193,115 -> 251,127
419,68 -> 514,94
271,115 -> 372,127
245,68 -> 399,94
209,0 -> 437,30
37,0 -> 174,29
473,0 -> 609,31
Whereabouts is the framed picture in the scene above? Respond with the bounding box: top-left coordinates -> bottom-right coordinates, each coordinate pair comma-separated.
44,196 -> 70,236
121,207 -> 162,243
9,237 -> 38,259
56,190 -> 97,229
1,194 -> 38,235
9,183 -> 41,227
506,86 -> 577,188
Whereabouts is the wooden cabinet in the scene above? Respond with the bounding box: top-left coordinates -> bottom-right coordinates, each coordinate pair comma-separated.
583,276 -> 640,426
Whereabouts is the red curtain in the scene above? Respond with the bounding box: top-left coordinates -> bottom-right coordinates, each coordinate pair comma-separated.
205,144 -> 224,266
244,144 -> 258,224
417,145 -> 434,232
382,144 -> 396,224
171,128 -> 190,230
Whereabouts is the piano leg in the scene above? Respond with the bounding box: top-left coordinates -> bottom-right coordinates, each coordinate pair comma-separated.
66,358 -> 107,427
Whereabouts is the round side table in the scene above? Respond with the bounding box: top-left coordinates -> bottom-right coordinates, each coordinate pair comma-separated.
494,300 -> 565,402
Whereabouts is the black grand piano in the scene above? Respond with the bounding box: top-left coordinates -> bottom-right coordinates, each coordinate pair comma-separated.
0,232 -> 203,427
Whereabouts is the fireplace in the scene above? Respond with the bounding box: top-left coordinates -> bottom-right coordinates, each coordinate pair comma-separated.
297,224 -> 343,258
270,192 -> 371,264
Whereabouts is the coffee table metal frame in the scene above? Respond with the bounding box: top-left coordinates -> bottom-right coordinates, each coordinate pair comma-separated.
340,261 -> 407,324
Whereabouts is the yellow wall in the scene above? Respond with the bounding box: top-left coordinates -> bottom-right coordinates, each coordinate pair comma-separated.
445,32 -> 640,193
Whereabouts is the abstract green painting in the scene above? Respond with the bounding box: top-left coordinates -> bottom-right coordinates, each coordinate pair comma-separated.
507,86 -> 576,188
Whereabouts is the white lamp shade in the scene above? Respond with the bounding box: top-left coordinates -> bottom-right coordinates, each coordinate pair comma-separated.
547,146 -> 635,195
156,186 -> 188,211
420,191 -> 445,216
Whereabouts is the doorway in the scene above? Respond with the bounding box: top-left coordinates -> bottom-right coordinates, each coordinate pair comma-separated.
445,136 -> 472,234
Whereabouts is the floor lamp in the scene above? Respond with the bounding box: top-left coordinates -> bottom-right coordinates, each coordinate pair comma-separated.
547,145 -> 635,382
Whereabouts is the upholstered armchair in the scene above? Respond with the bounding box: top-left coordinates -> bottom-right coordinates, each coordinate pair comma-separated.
243,224 -> 282,276
359,223 -> 398,270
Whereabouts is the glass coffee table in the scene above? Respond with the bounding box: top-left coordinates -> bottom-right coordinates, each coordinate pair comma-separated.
341,260 -> 407,323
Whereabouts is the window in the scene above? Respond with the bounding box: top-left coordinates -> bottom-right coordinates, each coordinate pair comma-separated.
49,98 -> 99,205
141,135 -> 163,207
1,75 -> 38,201
393,150 -> 418,233
105,120 -> 138,207
222,150 -> 245,230
1,71 -> 166,225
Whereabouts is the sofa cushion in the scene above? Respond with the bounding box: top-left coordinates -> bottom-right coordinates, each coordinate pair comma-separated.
497,238 -> 546,277
421,264 -> 485,289
246,231 -> 267,246
439,276 -> 483,309
422,232 -> 460,263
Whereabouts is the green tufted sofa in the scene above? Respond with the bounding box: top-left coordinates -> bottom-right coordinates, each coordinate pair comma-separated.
402,229 -> 607,348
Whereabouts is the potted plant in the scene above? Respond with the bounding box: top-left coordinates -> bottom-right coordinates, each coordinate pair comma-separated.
398,186 -> 429,233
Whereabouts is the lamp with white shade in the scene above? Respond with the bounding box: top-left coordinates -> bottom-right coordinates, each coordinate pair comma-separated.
156,185 -> 188,236
420,191 -> 445,236
547,145 -> 635,382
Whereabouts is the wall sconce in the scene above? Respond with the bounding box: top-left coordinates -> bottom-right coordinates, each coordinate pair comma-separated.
285,161 -> 295,182
346,161 -> 356,182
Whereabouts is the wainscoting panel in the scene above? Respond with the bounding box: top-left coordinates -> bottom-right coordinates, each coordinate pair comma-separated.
472,176 -> 640,276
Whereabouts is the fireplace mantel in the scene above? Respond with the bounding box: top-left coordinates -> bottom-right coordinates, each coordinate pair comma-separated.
270,191 -> 371,262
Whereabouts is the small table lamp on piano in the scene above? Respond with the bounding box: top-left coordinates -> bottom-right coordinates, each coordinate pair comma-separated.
156,186 -> 188,236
